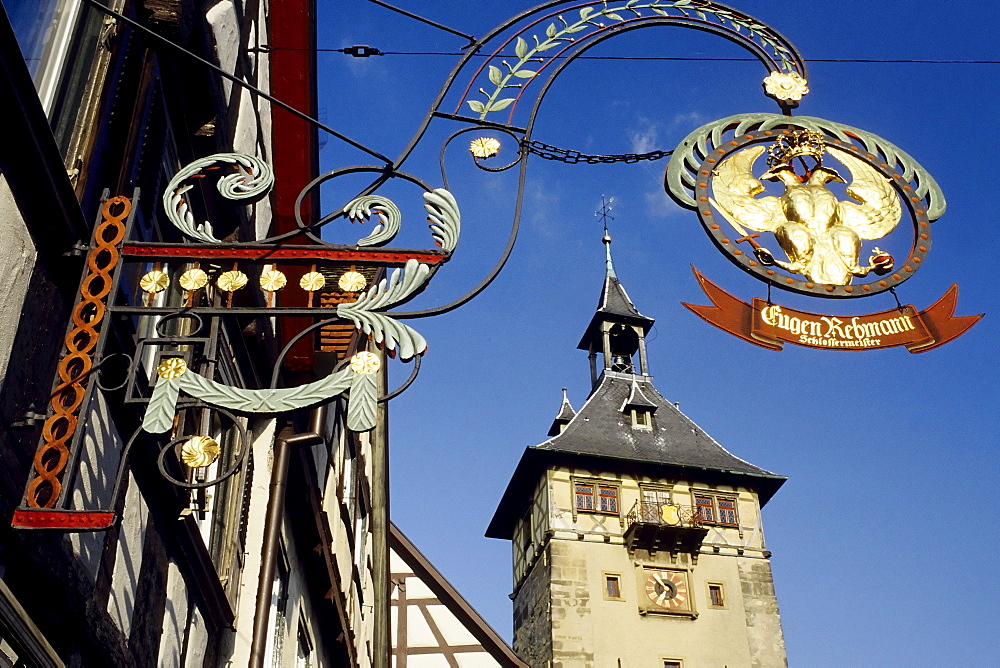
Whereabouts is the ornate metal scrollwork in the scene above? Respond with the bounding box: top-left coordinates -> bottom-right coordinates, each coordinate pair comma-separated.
459,0 -> 807,122
162,153 -> 274,242
345,196 -> 402,247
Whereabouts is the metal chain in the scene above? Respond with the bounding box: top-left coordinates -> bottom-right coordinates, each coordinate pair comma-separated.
521,140 -> 672,164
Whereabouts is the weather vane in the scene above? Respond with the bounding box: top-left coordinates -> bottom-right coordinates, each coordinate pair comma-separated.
596,195 -> 615,236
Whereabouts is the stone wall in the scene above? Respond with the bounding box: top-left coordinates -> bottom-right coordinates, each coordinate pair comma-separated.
513,543 -> 553,668
738,557 -> 788,667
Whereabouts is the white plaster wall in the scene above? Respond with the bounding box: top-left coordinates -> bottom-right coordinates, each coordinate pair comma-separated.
157,559 -> 189,666
207,0 -> 274,241
106,472 -> 149,637
206,1 -> 239,103
185,603 -> 209,667
64,392 -> 124,581
0,175 -> 37,383
226,419 -> 276,666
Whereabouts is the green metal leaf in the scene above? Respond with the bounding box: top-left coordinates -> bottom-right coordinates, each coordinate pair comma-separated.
514,69 -> 536,78
673,0 -> 691,5
652,7 -> 668,15
467,100 -> 486,114
425,189 -> 461,252
605,12 -> 623,20
142,376 -> 181,433
580,7 -> 594,20
347,371 -> 378,432
488,65 -> 503,85
487,98 -> 515,112
515,37 -> 528,59
546,23 -> 557,38
535,41 -> 559,51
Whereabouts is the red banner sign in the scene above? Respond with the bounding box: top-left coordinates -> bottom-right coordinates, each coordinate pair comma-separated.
682,268 -> 982,353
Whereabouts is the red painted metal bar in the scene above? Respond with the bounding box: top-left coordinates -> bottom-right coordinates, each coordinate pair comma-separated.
12,509 -> 115,529
121,243 -> 448,264
271,0 -> 319,375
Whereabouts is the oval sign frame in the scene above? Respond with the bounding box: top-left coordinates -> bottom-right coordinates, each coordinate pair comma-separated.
665,114 -> 944,299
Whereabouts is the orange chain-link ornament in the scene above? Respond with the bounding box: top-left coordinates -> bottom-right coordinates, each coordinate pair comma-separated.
25,196 -> 130,508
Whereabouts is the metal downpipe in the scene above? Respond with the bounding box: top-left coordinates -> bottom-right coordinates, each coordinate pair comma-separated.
248,406 -> 327,667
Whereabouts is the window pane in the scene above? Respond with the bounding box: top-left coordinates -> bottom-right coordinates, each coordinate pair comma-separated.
643,489 -> 670,505
695,496 -> 715,522
709,585 -> 724,606
718,498 -> 737,525
575,484 -> 594,510
606,576 -> 621,598
599,486 -> 618,513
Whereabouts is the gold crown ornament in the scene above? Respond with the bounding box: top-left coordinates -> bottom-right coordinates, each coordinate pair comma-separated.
766,129 -> 827,169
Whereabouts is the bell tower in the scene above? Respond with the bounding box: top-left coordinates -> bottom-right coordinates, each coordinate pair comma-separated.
487,236 -> 788,667
577,233 -> 655,383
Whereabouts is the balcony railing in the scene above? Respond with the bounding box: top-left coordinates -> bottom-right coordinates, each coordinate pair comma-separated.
624,501 -> 707,555
625,501 -> 702,529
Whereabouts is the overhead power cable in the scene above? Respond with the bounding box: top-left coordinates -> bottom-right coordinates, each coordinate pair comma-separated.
301,46 -> 1000,65
363,0 -> 475,46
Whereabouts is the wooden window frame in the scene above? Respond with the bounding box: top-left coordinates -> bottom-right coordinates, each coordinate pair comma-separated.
692,491 -> 739,527
603,572 -> 624,601
707,582 -> 726,608
630,408 -> 652,429
573,479 -> 620,517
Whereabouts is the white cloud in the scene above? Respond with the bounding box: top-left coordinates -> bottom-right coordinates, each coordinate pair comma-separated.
644,188 -> 686,220
630,121 -> 660,155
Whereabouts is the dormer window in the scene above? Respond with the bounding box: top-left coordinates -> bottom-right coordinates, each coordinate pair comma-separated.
630,408 -> 652,429
621,379 -> 657,430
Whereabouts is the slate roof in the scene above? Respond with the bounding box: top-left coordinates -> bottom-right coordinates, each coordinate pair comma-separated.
577,240 -> 654,349
487,237 -> 785,540
546,388 -> 576,436
486,372 -> 785,538
538,371 -> 776,476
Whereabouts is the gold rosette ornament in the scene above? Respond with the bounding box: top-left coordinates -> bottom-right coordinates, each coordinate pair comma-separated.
156,357 -> 188,379
338,271 -> 367,292
350,351 -> 381,375
299,271 -> 326,292
762,71 -> 809,103
469,137 -> 501,159
259,269 -> 287,292
180,435 -> 221,468
217,270 -> 248,292
139,270 -> 169,294
178,268 -> 209,291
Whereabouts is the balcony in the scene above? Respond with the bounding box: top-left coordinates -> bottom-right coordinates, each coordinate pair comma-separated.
623,501 -> 708,556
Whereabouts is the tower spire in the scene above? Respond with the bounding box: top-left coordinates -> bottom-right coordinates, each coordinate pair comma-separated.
596,195 -> 617,279
578,207 -> 656,389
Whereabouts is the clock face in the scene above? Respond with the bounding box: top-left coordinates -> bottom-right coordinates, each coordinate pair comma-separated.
644,571 -> 688,610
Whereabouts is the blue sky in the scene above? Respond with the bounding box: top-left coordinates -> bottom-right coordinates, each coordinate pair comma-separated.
320,2 -> 999,665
